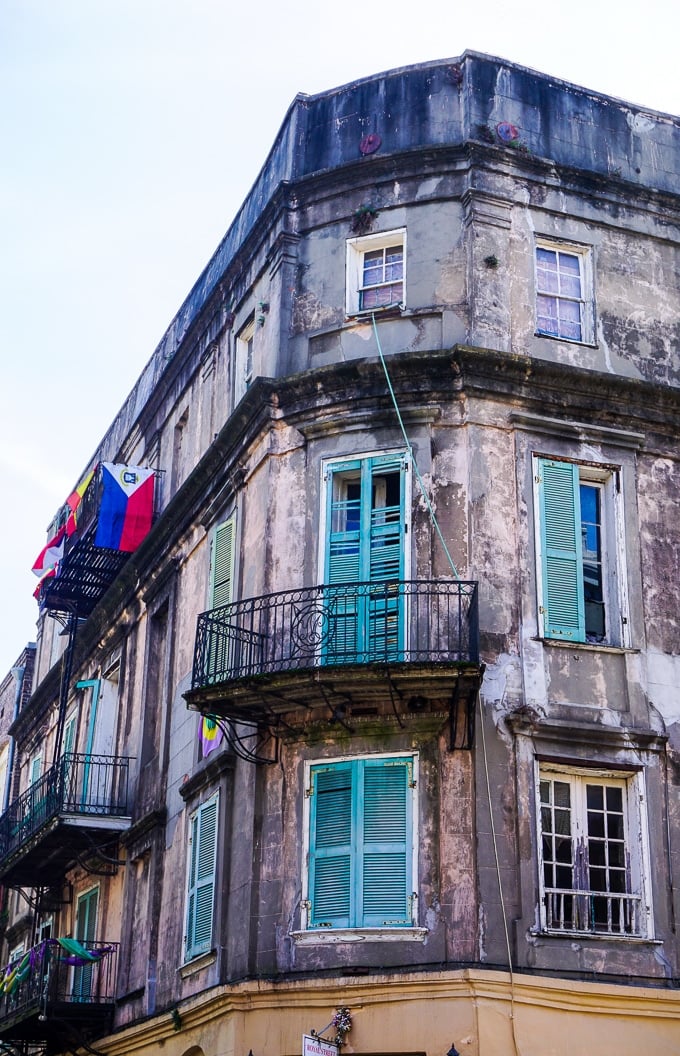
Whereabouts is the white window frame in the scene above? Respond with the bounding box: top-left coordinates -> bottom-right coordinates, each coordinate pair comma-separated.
183,792 -> 219,963
346,229 -> 406,316
533,456 -> 630,647
234,317 -> 255,404
536,762 -> 652,939
534,238 -> 595,344
293,751 -> 427,945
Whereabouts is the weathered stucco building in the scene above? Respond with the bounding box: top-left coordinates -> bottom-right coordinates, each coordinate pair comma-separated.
1,51 -> 680,1056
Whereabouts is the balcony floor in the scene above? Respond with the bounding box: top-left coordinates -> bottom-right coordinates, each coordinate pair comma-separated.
185,659 -> 483,736
0,998 -> 115,1049
0,813 -> 131,888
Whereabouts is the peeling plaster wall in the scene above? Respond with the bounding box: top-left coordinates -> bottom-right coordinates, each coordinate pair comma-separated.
12,54 -> 680,1049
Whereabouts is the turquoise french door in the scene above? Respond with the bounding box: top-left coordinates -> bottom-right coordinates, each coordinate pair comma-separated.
308,756 -> 414,928
72,887 -> 98,1000
324,454 -> 407,662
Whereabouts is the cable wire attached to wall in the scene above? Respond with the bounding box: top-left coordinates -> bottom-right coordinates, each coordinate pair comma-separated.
371,314 -> 461,581
371,314 -> 521,1054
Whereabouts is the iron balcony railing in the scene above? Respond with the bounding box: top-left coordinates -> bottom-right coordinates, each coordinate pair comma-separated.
0,939 -> 118,1027
543,887 -> 643,936
0,754 -> 132,861
192,579 -> 479,688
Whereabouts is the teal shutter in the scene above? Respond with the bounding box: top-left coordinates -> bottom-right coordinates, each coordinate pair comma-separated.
29,755 -> 41,785
63,715 -> 76,756
324,455 -> 406,662
73,887 -> 99,998
309,765 -> 353,927
309,758 -> 413,929
538,459 -> 585,641
186,795 -> 218,959
360,759 -> 412,925
211,518 -> 235,609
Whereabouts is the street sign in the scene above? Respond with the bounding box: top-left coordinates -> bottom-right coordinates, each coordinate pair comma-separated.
303,1035 -> 339,1056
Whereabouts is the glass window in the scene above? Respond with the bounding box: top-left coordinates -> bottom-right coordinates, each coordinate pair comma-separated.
538,767 -> 649,937
535,242 -> 593,343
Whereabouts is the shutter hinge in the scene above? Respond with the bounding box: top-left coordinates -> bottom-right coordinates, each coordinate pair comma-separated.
535,474 -> 541,483
539,605 -> 546,614
301,899 -> 311,911
305,785 -> 313,797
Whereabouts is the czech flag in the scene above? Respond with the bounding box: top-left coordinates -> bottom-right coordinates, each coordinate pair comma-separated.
94,463 -> 154,552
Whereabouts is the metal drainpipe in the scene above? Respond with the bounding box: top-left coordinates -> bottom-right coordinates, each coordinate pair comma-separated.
4,663 -> 26,812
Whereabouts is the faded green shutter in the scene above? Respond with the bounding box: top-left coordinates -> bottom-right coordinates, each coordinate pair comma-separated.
309,758 -> 412,929
186,795 -> 218,959
63,716 -> 76,756
309,766 -> 352,927
360,759 -> 411,925
73,887 -> 99,998
538,459 -> 585,641
211,519 -> 235,609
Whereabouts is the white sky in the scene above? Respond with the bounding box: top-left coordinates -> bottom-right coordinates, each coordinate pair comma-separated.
2,0 -> 679,677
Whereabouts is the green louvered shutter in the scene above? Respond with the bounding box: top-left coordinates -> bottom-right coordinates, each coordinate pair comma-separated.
186,795 -> 218,959
309,765 -> 352,927
73,887 -> 98,998
308,758 -> 413,930
211,518 -> 235,609
360,759 -> 411,926
367,455 -> 406,660
538,459 -> 585,641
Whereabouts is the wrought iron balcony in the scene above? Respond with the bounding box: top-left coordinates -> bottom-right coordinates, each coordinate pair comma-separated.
187,580 -> 481,738
0,754 -> 132,887
0,938 -> 118,1048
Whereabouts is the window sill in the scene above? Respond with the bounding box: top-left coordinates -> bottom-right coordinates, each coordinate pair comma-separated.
347,303 -> 405,320
534,331 -> 598,349
535,637 -> 638,655
533,928 -> 659,944
291,927 -> 428,946
178,949 -> 217,977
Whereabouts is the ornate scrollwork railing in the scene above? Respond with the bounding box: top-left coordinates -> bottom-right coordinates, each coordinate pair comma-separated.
192,579 -> 478,688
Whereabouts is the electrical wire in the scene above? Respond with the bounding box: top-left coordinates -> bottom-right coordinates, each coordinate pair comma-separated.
371,315 -> 520,1054
371,314 -> 461,581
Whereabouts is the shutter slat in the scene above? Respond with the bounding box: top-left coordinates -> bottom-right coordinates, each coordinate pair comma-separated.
212,519 -> 235,609
186,795 -> 218,958
539,460 -> 585,641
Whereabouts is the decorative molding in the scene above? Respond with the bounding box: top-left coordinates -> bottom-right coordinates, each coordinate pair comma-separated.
179,747 -> 234,801
120,808 -> 167,851
267,231 -> 301,278
507,713 -> 666,753
510,411 -> 645,449
462,188 -> 513,229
